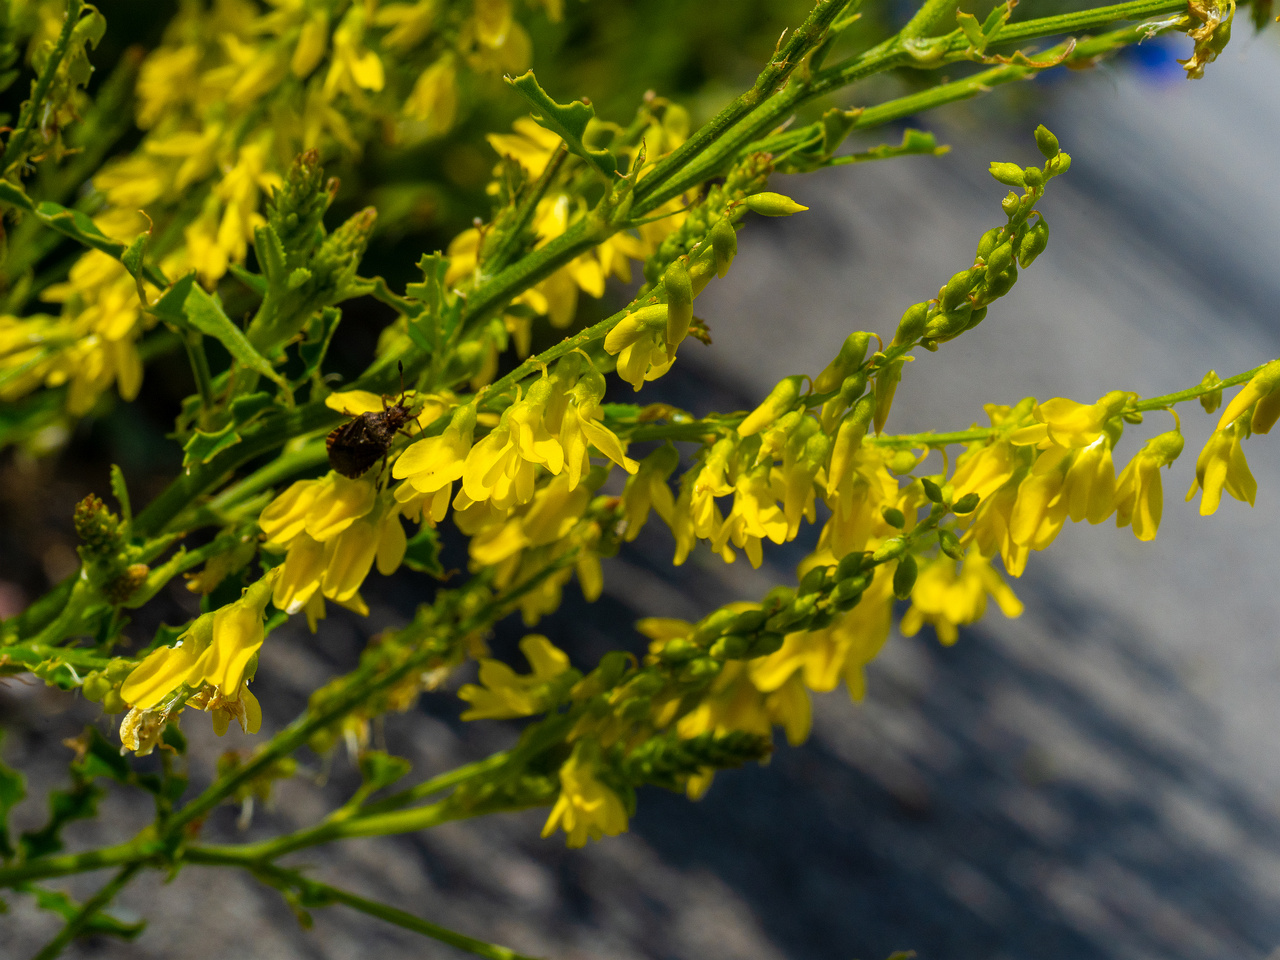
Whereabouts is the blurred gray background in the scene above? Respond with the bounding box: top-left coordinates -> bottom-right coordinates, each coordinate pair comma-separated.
7,28 -> 1280,960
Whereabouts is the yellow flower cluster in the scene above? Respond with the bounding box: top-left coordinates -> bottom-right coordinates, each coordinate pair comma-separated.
1,0 -> 540,415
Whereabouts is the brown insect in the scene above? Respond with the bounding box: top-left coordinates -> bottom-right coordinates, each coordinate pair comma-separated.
326,365 -> 418,479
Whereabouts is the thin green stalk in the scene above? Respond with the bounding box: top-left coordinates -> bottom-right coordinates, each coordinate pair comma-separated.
0,842 -> 141,889
633,0 -> 857,207
0,0 -> 85,175
29,863 -> 142,960
483,144 -> 569,273
186,854 -> 543,960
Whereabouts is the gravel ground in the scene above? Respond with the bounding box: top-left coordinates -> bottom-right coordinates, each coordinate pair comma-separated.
5,32 -> 1280,960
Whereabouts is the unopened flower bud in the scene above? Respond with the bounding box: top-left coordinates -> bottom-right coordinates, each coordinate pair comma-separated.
749,633 -> 786,657
891,302 -> 929,347
660,637 -> 698,664
881,506 -> 906,528
1035,124 -> 1060,159
815,332 -> 872,393
1001,192 -> 1020,217
952,492 -> 980,514
710,634 -> 749,660
663,259 -> 693,354
975,227 -> 1003,262
892,554 -> 918,599
710,218 -> 737,278
938,528 -> 964,560
604,303 -> 668,354
1022,167 -> 1044,188
990,162 -> 1025,187
798,564 -> 829,595
921,477 -> 945,503
940,269 -> 975,311
873,358 -> 904,435
984,242 -> 1014,279
1017,219 -> 1049,267
1199,370 -> 1223,414
680,656 -> 722,682
922,304 -> 972,342
738,375 -> 804,437
872,537 -> 908,562
835,552 -> 868,581
743,192 -> 808,216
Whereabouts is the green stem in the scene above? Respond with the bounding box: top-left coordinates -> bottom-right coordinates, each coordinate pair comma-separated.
482,144 -> 568,274
633,0 -> 857,207
29,863 -> 142,960
0,0 -> 85,176
185,854 -> 543,960
0,842 -> 141,889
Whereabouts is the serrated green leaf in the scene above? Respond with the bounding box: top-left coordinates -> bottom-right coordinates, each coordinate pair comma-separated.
0,731 -> 26,861
956,11 -> 986,49
0,179 -> 35,212
153,274 -> 288,389
253,223 -> 288,286
24,884 -> 146,940
229,391 -> 274,423
507,71 -> 616,177
36,200 -> 125,256
357,750 -> 412,791
70,727 -> 131,785
183,423 -> 241,467
297,307 -> 341,383
402,527 -> 443,577
228,263 -> 269,296
21,778 -> 103,860
109,464 -> 131,525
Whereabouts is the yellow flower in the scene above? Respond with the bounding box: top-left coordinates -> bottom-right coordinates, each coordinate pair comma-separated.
374,0 -> 438,52
621,446 -> 678,541
1115,429 -> 1184,541
486,116 -> 563,177
401,54 -> 457,138
393,402 -> 476,518
1012,390 -> 1133,449
323,7 -> 385,100
1062,437 -> 1117,524
1186,422 -> 1256,516
900,554 -> 1023,646
603,304 -> 675,391
713,465 -> 788,568
1218,358 -> 1280,434
457,634 -> 571,719
542,740 -> 629,848
1008,445 -> 1071,548
121,570 -> 279,713
462,379 -> 564,509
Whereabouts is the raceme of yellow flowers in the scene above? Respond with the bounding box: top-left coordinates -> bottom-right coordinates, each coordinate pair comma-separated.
0,1 -> 1264,947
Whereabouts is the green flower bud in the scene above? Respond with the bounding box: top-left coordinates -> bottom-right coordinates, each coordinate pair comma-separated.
1035,125 -> 1060,158
881,506 -> 906,528
1048,152 -> 1072,177
691,608 -> 743,644
831,577 -> 865,609
739,375 -> 805,437
663,259 -> 693,354
921,477 -> 945,503
619,696 -> 652,721
82,673 -> 112,702
729,609 -> 769,634
710,634 -> 750,660
964,306 -> 988,331
941,269 -> 975,311
891,302 -> 930,347
624,673 -> 665,698
1017,220 -> 1048,268
975,226 -> 1003,262
989,162 -> 1025,187
660,637 -> 698,664
835,552 -> 868,581
872,537 -> 907,562
1001,192 -> 1020,217
750,633 -> 786,657
1123,410 -> 1144,425
815,331 -> 872,393
892,554 -> 918,600
681,657 -> 722,682
102,689 -> 126,714
710,218 -> 738,278
799,564 -> 830,595
938,528 -> 964,560
1199,369 -> 1223,414
952,492 -> 981,514
984,265 -> 1018,300
743,192 -> 809,216
1022,167 -> 1044,188
922,303 -> 972,342
984,242 -> 1014,280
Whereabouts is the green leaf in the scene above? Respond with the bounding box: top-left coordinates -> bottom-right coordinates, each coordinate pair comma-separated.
109,464 -> 131,525
183,422 -> 241,468
0,731 -> 27,861
228,263 -> 269,297
21,777 -> 103,860
357,750 -> 412,792
404,253 -> 457,352
0,180 -> 35,211
253,223 -> 288,286
956,11 -> 987,50
229,391 -> 275,423
507,71 -> 616,177
402,527 -> 444,577
153,273 -> 288,389
23,884 -> 146,940
297,307 -> 341,383
69,727 -> 131,785
35,200 -> 125,258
